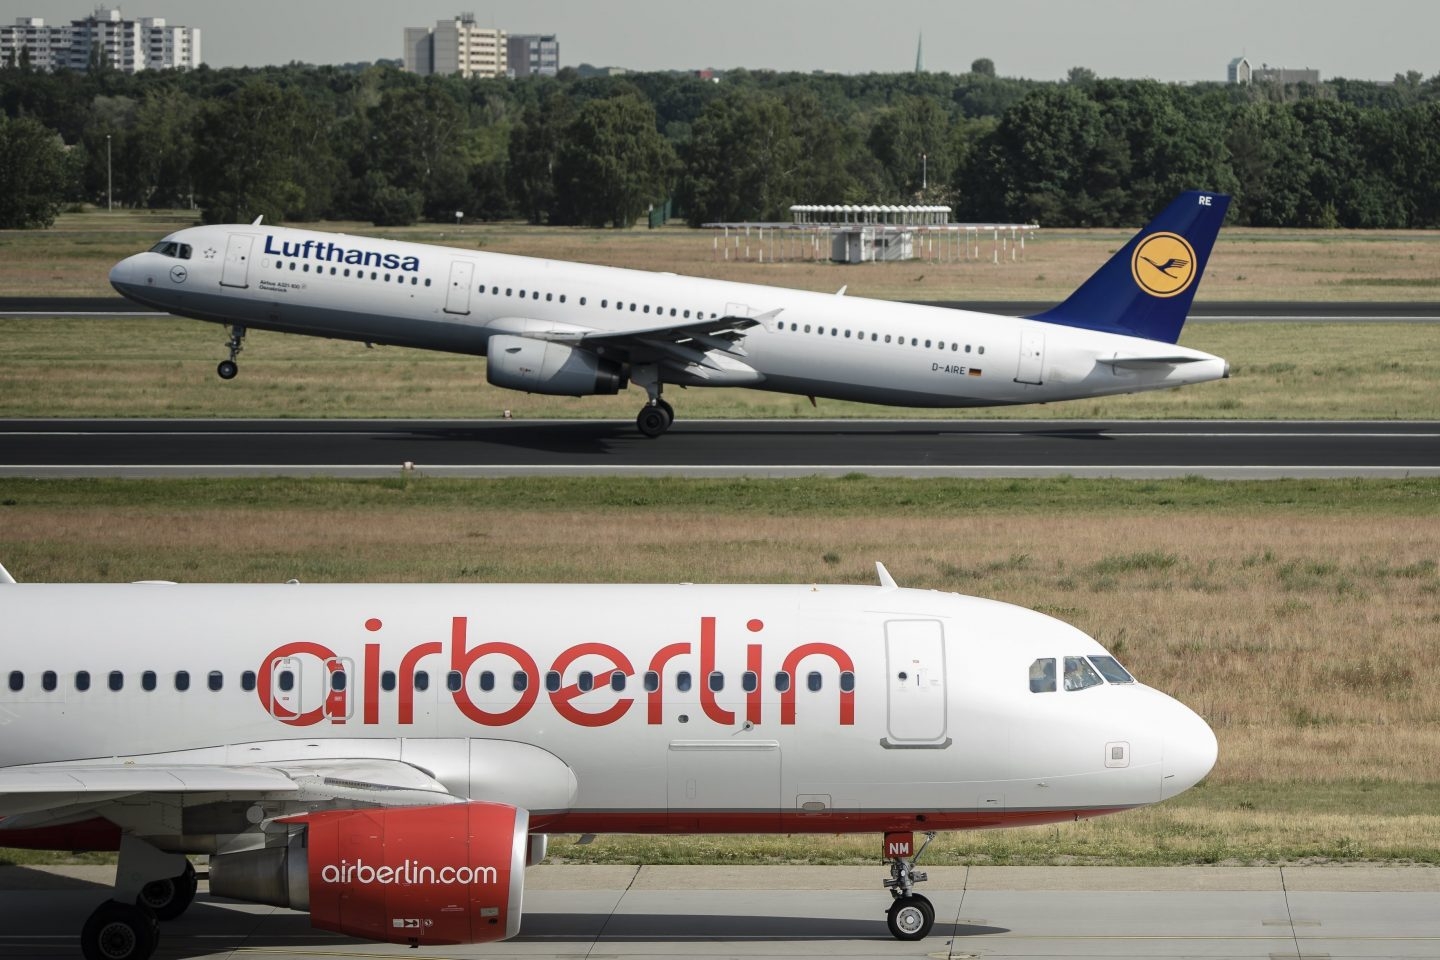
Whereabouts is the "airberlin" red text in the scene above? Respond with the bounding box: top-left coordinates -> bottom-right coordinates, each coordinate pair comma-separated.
256,615 -> 855,729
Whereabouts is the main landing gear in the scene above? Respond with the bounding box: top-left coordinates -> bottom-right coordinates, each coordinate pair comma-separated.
882,830 -> 937,941
216,324 -> 246,380
635,398 -> 674,438
80,836 -> 195,960
632,363 -> 674,438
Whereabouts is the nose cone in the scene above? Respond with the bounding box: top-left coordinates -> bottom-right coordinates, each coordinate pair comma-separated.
1160,700 -> 1218,800
109,255 -> 138,296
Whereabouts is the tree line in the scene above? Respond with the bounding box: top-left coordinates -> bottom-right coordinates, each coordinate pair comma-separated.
2,59 -> 1439,230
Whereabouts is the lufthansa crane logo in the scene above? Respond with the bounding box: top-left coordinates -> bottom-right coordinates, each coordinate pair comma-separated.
1131,232 -> 1197,298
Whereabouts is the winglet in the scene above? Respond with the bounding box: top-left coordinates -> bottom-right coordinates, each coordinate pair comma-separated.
875,561 -> 898,590
251,215 -> 264,226
0,562 -> 16,584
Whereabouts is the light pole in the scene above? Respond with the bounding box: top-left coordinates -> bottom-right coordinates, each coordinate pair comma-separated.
106,134 -> 112,212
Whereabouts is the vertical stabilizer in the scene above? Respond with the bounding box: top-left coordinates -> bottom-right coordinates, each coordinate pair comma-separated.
1026,191 -> 1231,344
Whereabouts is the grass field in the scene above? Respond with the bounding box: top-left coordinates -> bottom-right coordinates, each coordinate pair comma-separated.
2,475 -> 1438,866
2,208 -> 1440,302
2,317 -> 1437,419
4,209 -> 1437,420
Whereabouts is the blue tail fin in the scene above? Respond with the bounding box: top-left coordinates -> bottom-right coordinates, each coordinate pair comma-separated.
1026,191 -> 1231,344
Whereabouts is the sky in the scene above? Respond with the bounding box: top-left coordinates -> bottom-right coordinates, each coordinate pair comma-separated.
7,0 -> 1436,81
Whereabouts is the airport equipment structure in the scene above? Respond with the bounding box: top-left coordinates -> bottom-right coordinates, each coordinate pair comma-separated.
705,205 -> 1038,264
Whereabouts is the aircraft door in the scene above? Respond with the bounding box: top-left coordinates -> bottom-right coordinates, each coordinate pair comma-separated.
324,656 -> 353,723
1015,326 -> 1045,384
268,656 -> 301,720
220,234 -> 254,288
444,260 -> 474,315
883,619 -> 949,747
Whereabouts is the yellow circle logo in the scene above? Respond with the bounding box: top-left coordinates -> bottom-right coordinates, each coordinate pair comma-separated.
1131,232 -> 1198,298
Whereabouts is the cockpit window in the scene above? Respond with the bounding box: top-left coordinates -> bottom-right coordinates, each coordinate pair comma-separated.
1028,657 -> 1056,693
148,241 -> 192,260
1064,656 -> 1104,691
1088,655 -> 1135,684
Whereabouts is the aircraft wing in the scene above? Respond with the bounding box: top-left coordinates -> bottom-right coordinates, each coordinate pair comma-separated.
543,310 -> 773,369
0,759 -> 459,822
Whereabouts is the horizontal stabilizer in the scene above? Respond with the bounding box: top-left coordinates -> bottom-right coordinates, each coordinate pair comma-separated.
1100,355 -> 1206,369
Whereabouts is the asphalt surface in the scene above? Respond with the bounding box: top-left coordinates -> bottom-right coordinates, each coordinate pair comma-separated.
3,296 -> 1439,321
2,418 -> 1437,478
1,863 -> 1436,959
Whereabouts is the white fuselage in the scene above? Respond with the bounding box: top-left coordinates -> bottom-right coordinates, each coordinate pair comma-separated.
109,226 -> 1227,409
0,581 -> 1216,845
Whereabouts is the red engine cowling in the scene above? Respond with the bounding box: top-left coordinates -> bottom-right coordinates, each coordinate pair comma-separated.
210,802 -> 528,946
306,802 -> 528,945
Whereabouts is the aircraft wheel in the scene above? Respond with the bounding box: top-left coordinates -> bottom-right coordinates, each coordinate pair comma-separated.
655,399 -> 675,424
216,360 -> 238,380
886,894 -> 934,941
137,862 -> 196,921
81,900 -> 159,960
636,405 -> 670,438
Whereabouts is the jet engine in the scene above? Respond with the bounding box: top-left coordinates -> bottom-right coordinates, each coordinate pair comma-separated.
486,334 -> 627,396
209,802 -> 528,945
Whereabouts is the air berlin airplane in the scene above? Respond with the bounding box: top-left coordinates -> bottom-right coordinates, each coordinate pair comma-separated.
0,560 -> 1217,959
109,192 -> 1231,436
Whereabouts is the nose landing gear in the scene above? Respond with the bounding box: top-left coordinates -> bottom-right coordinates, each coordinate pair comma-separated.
217,325 -> 246,380
882,830 -> 937,940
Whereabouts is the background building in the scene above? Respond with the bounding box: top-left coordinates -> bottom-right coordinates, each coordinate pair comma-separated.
507,34 -> 558,77
0,8 -> 199,72
1228,55 -> 1319,86
403,13 -> 506,79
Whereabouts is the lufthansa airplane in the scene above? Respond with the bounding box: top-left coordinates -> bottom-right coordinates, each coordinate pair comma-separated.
109,192 -> 1231,436
0,560 -> 1218,958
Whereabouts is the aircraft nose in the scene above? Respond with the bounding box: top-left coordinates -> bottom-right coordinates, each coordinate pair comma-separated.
109,255 -> 136,293
1160,699 -> 1218,800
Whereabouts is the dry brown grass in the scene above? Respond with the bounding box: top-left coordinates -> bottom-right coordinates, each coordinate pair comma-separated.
3,209 -> 1439,301
5,505 -> 1437,787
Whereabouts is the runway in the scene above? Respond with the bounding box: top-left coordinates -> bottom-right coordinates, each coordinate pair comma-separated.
1,418 -> 1437,479
1,863 -> 1436,959
3,296 -> 1438,321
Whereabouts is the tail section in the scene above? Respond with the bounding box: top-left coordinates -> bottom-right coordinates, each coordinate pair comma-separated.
1026,191 -> 1231,344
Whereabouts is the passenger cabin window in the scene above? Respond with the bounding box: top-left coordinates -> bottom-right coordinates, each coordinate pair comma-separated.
109,670 -> 123,691
175,670 -> 191,692
676,671 -> 692,692
413,671 -> 430,691
643,671 -> 660,692
42,671 -> 57,692
545,671 -> 561,693
807,671 -> 823,692
611,671 -> 626,691
479,670 -> 495,692
381,670 -> 397,692
1088,656 -> 1135,684
1029,658 -> 1056,693
774,671 -> 791,693
578,671 -> 594,692
208,671 -> 223,692
141,671 -> 157,691
76,670 -> 91,691
8,670 -> 22,692
513,671 -> 528,692
241,671 -> 256,692
1064,656 -> 1104,692
446,671 -> 462,692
